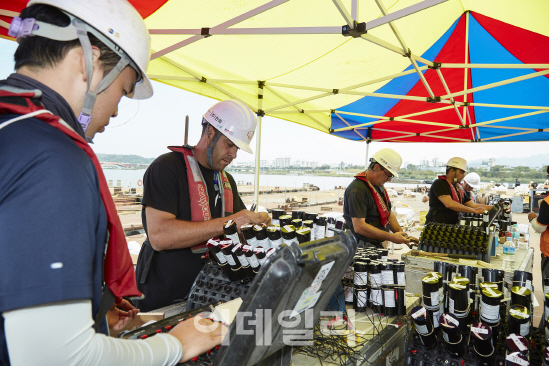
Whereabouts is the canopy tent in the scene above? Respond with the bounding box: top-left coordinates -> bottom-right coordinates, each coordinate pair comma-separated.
2,0 -> 549,205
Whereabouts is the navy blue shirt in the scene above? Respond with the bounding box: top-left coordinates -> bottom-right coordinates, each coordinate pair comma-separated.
0,116 -> 108,364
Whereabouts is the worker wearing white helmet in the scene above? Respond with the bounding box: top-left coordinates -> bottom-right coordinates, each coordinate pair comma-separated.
426,157 -> 490,224
462,172 -> 481,201
0,0 -> 225,364
343,148 -> 411,249
135,99 -> 270,312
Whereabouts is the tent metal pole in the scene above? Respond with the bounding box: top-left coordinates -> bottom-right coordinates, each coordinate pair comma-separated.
442,63 -> 549,69
253,83 -> 265,212
334,112 -> 367,140
365,140 -> 371,170
151,0 -> 290,59
332,0 -> 354,28
435,68 -> 466,126
352,0 -> 358,21
463,12 -> 470,124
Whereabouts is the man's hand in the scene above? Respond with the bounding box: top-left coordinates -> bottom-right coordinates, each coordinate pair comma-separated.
528,212 -> 538,221
473,206 -> 485,215
169,316 -> 228,363
107,298 -> 139,331
422,195 -> 429,203
391,232 -> 411,244
231,210 -> 263,228
258,212 -> 271,226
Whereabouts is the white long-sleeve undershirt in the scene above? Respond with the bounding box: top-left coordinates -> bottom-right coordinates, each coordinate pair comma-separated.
531,218 -> 548,233
3,299 -> 183,366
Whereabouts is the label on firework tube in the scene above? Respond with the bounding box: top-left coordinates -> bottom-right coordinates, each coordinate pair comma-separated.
241,224 -> 257,248
254,247 -> 267,266
254,224 -> 270,249
223,219 -> 241,245
242,245 -> 260,269
220,240 -> 238,267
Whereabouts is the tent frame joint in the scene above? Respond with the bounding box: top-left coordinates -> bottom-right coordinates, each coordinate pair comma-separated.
426,96 -> 441,103
342,21 -> 367,38
428,62 -> 441,70
200,28 -> 211,37
200,76 -> 207,83
258,80 -> 265,89
256,109 -> 265,117
333,89 -> 339,95
403,48 -> 411,58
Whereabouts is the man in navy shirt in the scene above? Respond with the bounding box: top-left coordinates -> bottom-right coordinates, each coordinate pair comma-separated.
0,1 -> 224,365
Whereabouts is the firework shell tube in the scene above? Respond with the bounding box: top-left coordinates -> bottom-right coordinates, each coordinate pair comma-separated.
513,270 -> 533,289
325,216 -> 336,238
508,305 -> 531,338
271,209 -> 285,226
281,225 -> 298,245
422,273 -> 442,310
511,286 -> 532,310
241,224 -> 257,248
394,262 -> 405,286
506,334 -> 529,358
410,306 -> 436,348
267,226 -> 283,249
482,268 -> 504,292
377,248 -> 388,261
279,214 -> 293,227
296,226 -> 311,243
242,244 -> 260,273
382,286 -> 396,316
506,352 -> 529,366
480,287 -> 502,322
232,243 -> 254,277
291,218 -> 302,228
254,247 -> 267,266
315,216 -> 326,239
448,282 -> 469,313
440,313 -> 464,357
396,287 -> 406,316
223,219 -> 241,245
254,224 -> 270,249
291,211 -> 304,220
380,262 -> 394,285
471,322 -> 494,358
354,262 -> 368,312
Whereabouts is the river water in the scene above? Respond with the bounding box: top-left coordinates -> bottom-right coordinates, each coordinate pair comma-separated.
102,169 -> 431,190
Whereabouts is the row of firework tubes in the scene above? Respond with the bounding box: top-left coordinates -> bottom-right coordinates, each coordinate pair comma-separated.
410,265 -> 547,365
205,210 -> 345,282
341,247 -> 407,316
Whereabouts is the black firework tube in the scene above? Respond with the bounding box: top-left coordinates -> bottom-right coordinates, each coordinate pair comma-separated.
368,252 -> 379,261
242,244 -> 260,273
254,247 -> 267,266
220,240 -> 242,281
344,279 -> 354,304
232,243 -> 253,277
506,352 -> 529,366
353,261 -> 368,312
281,225 -> 298,245
369,261 -> 382,288
410,306 -> 436,348
223,219 -> 241,245
482,210 -> 490,234
325,216 -> 336,237
511,286 -> 532,310
271,209 -> 285,226
254,224 -> 270,249
422,273 -> 442,310
395,287 -> 406,315
303,220 -> 314,231
393,262 -> 405,287
471,322 -> 494,359
241,224 -> 257,248
296,226 -> 311,243
378,248 -> 389,261
304,213 -> 317,240
380,262 -> 394,286
508,305 -> 531,338
304,212 -> 317,221
291,219 -> 302,228
513,270 -> 533,290
369,286 -> 383,314
279,214 -> 293,227
267,226 -> 283,249
382,286 -> 396,316
506,334 -> 529,358
206,237 -> 223,264
440,313 -> 463,357
291,211 -> 304,220
482,268 -> 504,292
448,282 -> 469,313
314,216 -> 326,239
480,287 -> 502,323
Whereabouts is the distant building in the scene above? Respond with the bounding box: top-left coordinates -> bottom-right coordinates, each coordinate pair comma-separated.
275,156 -> 291,169
420,159 -> 430,167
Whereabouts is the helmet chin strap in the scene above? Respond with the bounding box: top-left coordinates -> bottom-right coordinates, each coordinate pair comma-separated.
205,121 -> 223,171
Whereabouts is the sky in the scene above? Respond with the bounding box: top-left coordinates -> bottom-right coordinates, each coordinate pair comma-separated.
1,37 -> 546,167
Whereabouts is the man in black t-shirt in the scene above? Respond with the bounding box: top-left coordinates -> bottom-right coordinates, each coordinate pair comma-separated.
135,100 -> 271,312
343,148 -> 410,249
426,157 -> 486,225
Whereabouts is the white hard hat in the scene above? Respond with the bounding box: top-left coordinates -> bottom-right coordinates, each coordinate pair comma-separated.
25,0 -> 153,100
464,172 -> 480,189
371,148 -> 402,178
203,100 -> 257,154
446,157 -> 467,172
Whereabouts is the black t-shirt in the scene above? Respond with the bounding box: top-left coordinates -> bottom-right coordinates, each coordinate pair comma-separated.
538,200 -> 549,226
343,179 -> 391,247
135,151 -> 245,311
426,178 -> 471,224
